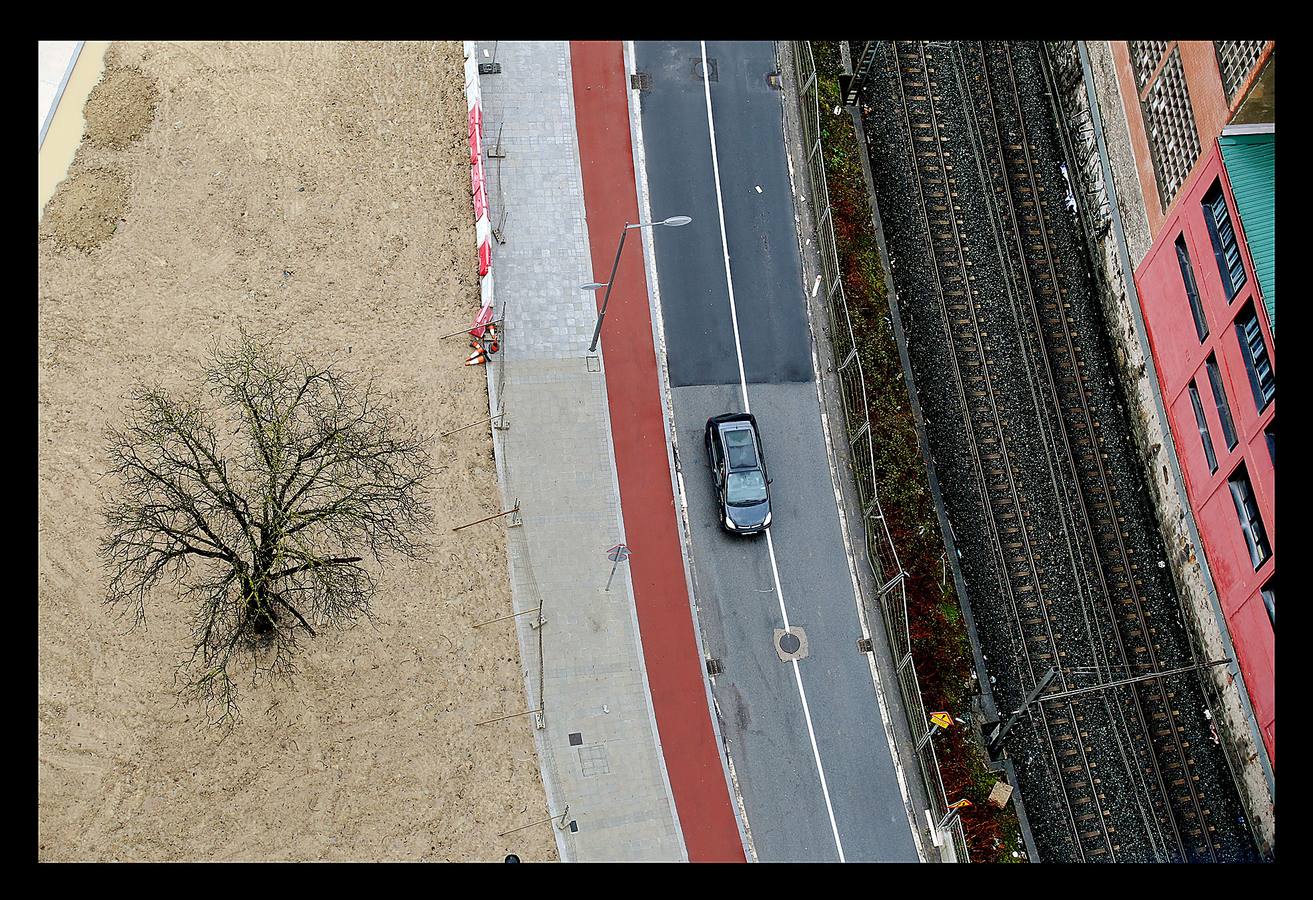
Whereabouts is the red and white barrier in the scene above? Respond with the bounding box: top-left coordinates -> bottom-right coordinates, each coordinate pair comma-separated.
462,42 -> 500,354
464,44 -> 493,281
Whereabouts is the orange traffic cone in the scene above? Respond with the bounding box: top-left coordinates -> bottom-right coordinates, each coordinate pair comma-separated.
484,323 -> 500,355
465,339 -> 487,366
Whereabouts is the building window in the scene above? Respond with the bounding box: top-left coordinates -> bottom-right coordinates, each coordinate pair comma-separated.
1265,422 -> 1275,468
1204,354 -> 1238,450
1175,235 -> 1209,342
1261,578 -> 1274,628
1188,380 -> 1218,474
1202,181 -> 1248,301
1131,41 -> 1170,92
1235,303 -> 1275,412
1142,47 -> 1201,208
1228,463 -> 1271,570
1215,41 -> 1267,103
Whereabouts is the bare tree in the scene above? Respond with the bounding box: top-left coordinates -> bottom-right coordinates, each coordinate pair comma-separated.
100,329 -> 436,728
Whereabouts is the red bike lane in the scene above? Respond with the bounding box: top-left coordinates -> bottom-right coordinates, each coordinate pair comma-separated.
569,40 -> 746,863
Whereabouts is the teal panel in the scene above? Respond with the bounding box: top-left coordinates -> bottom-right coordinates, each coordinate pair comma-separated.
1221,132 -> 1275,335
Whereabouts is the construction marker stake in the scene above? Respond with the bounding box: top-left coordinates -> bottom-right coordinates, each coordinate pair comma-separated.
440,318 -> 504,340
453,500 -> 520,532
475,706 -> 543,727
441,412 -> 505,438
473,606 -> 541,628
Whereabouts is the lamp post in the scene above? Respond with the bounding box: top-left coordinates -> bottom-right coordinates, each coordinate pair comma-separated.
582,215 -> 691,352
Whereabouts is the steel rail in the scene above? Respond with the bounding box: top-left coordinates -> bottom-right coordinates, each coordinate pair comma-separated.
905,40 -> 1109,862
961,40 -> 1181,862
950,39 -> 1167,861
892,41 -> 1102,860
992,42 -> 1219,865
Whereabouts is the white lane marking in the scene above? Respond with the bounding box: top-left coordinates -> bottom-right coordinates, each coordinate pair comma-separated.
699,39 -> 846,864
699,40 -> 750,415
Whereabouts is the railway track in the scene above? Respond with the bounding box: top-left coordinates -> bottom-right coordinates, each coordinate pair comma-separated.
947,41 -> 1180,862
890,40 -> 1122,861
853,33 -> 1265,863
884,38 -> 1232,863
969,40 -> 1220,863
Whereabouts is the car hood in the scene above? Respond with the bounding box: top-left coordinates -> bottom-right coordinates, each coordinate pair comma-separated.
726,500 -> 769,530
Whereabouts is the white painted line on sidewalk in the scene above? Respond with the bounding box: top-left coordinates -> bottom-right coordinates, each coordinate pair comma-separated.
700,38 -> 846,864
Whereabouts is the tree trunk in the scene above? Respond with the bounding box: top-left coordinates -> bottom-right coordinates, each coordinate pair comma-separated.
243,578 -> 279,635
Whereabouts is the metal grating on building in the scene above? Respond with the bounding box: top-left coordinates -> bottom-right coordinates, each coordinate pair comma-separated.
1142,47 -> 1201,208
1215,41 -> 1267,103
1130,40 -> 1170,91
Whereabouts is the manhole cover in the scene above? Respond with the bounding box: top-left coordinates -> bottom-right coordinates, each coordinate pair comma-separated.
773,627 -> 809,661
691,57 -> 718,82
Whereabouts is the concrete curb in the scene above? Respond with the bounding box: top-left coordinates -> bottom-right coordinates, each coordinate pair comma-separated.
39,41 -> 83,150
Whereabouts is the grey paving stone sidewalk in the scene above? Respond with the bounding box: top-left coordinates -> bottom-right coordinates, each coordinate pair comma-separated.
472,40 -> 685,862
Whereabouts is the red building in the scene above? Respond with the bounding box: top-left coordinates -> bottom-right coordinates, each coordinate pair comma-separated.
1135,141 -> 1274,764
1104,41 -> 1275,770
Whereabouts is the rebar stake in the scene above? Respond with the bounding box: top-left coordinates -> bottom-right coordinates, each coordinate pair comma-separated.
453,500 -> 521,532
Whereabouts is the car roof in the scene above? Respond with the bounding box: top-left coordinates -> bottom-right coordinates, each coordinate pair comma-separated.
723,428 -> 758,470
709,412 -> 756,430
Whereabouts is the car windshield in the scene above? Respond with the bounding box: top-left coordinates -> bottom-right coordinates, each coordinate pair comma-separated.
726,470 -> 767,505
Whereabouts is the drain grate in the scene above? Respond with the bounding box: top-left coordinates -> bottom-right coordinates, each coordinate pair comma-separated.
706,657 -> 723,676
857,637 -> 874,653
631,72 -> 651,91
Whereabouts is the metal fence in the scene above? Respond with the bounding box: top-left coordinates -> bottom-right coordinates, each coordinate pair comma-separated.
789,41 -> 969,862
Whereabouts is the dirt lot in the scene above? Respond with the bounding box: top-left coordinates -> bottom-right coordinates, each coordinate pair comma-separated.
37,41 -> 555,861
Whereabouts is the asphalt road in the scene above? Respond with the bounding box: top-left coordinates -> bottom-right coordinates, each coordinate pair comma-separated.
633,40 -> 920,862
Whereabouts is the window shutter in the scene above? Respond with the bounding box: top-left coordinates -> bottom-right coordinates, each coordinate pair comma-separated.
1204,186 -> 1248,300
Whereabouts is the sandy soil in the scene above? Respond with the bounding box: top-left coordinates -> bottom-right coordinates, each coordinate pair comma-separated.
38,41 -> 555,861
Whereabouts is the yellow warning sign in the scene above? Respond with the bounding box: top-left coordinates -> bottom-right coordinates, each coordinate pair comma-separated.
947,799 -> 973,811
930,711 -> 953,730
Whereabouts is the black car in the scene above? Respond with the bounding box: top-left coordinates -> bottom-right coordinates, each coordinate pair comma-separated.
705,413 -> 772,534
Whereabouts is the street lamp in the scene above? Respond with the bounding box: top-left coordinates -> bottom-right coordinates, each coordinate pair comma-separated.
582,215 -> 691,352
